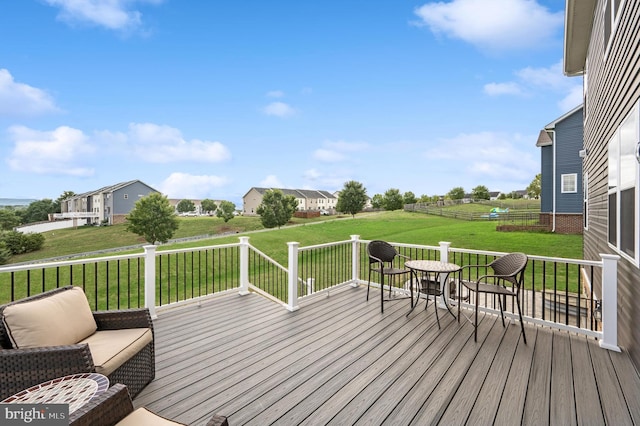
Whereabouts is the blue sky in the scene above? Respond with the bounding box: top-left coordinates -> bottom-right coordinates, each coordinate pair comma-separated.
0,0 -> 579,207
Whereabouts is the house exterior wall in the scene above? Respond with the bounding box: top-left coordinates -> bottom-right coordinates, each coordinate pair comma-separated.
540,145 -> 554,212
554,109 -> 584,213
580,0 -> 640,368
243,188 -> 264,215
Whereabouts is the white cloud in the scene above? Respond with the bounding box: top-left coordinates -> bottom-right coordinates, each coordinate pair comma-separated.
266,90 -> 284,98
425,131 -> 537,182
7,125 -> 95,176
483,82 -> 523,96
260,175 -> 284,188
0,69 -> 60,116
263,101 -> 296,118
43,0 -> 162,31
558,85 -> 583,112
304,169 -> 322,181
314,149 -> 346,162
127,123 -> 231,163
158,172 -> 229,199
313,140 -> 369,163
484,60 -> 583,111
414,0 -> 563,52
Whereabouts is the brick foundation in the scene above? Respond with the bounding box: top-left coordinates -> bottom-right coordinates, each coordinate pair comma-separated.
539,213 -> 583,234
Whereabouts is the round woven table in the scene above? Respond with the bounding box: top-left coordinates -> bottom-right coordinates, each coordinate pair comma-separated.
2,372 -> 109,414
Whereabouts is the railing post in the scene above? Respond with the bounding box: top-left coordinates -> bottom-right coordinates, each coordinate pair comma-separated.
143,245 -> 157,319
239,237 -> 250,295
599,253 -> 621,352
287,242 -> 300,312
351,235 -> 360,287
438,241 -> 451,308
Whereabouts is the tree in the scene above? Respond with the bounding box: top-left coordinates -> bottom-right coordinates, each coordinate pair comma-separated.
471,185 -> 490,200
201,199 -> 217,215
382,188 -> 404,211
403,191 -> 418,205
216,201 -> 236,222
125,193 -> 179,244
336,181 -> 368,217
54,190 -> 76,212
447,187 -> 465,200
0,209 -> 20,231
371,194 -> 384,209
176,199 -> 196,214
256,189 -> 298,228
0,241 -> 10,265
527,173 -> 542,199
21,199 -> 57,224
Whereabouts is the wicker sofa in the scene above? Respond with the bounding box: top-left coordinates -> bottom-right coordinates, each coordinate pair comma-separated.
71,383 -> 229,426
0,286 -> 155,401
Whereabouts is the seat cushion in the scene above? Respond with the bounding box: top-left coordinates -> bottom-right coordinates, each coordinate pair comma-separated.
79,328 -> 152,377
116,407 -> 185,426
2,286 -> 97,348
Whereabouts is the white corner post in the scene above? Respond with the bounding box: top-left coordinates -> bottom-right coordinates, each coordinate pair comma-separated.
599,253 -> 620,352
438,241 -> 452,308
238,237 -> 250,295
287,241 -> 300,312
143,245 -> 157,319
351,235 -> 360,287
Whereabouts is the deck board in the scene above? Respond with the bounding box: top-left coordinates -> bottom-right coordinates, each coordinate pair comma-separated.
134,285 -> 640,425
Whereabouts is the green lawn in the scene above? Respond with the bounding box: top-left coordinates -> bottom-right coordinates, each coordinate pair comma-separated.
7,210 -> 582,265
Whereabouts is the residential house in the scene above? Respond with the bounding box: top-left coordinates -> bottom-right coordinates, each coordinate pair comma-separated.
564,0 -> 640,369
62,180 -> 159,225
168,199 -> 225,216
536,105 -> 584,233
243,188 -> 337,216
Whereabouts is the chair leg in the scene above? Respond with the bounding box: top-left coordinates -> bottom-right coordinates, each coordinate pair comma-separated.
474,292 -> 479,342
498,296 -> 506,328
433,295 -> 440,329
516,297 -> 527,344
380,273 -> 384,313
367,268 -> 371,300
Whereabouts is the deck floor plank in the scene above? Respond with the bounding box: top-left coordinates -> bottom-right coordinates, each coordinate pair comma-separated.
132,285 -> 640,426
551,331 -> 577,425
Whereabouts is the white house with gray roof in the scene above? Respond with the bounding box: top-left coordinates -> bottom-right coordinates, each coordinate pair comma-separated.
59,180 -> 159,225
242,187 -> 337,216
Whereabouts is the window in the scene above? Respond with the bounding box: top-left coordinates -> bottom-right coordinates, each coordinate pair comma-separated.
608,101 -> 639,263
123,194 -> 128,199
604,0 -> 625,54
561,174 -> 578,193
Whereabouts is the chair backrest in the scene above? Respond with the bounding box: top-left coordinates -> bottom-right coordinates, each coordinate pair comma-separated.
367,240 -> 399,264
489,252 -> 528,287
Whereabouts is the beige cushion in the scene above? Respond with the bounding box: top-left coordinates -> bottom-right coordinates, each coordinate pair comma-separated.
117,407 -> 185,425
79,328 -> 152,376
3,287 -> 97,348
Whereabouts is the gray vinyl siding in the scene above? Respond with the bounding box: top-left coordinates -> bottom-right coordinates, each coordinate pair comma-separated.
554,109 -> 583,213
112,182 -> 156,214
540,145 -> 554,212
583,0 -> 640,369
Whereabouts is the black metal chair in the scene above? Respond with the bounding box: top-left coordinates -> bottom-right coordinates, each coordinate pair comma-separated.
458,252 -> 528,343
366,240 -> 411,313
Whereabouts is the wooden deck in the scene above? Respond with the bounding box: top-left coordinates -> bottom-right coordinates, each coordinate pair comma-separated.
134,285 -> 640,425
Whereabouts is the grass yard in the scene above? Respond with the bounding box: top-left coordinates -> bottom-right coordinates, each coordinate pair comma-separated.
7,210 -> 582,265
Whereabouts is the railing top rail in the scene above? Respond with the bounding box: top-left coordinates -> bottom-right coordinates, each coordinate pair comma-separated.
448,246 -> 602,266
157,242 -> 241,256
248,244 -> 289,273
0,251 -> 145,273
299,239 -> 355,251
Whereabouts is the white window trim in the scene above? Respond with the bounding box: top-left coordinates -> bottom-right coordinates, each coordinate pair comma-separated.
561,173 -> 578,193
604,0 -> 626,58
607,100 -> 639,266
584,172 -> 589,231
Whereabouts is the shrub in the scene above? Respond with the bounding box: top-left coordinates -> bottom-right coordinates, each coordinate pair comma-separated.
1,231 -> 45,255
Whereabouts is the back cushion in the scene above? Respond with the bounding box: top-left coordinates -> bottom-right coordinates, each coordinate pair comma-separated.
2,287 -> 98,348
